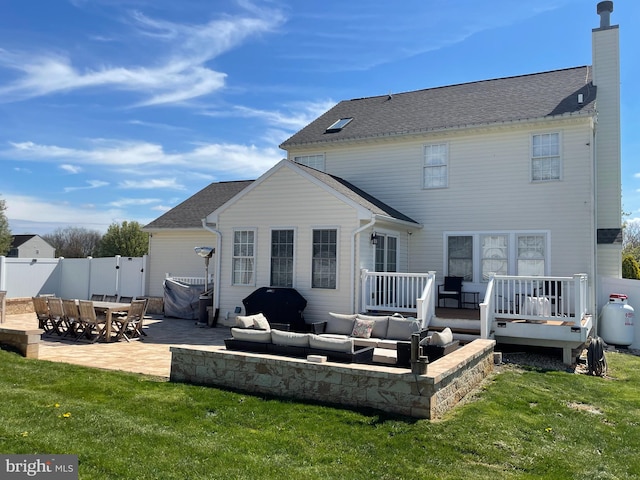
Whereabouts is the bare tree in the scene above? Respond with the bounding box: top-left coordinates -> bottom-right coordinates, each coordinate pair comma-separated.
43,227 -> 102,258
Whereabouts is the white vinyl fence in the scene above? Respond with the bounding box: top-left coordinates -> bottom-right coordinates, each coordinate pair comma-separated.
0,255 -> 147,300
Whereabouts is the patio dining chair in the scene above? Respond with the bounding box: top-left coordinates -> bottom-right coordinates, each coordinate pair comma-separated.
62,299 -> 84,340
32,296 -> 53,334
90,294 -> 105,301
437,276 -> 463,309
47,297 -> 67,336
104,294 -> 118,302
78,300 -> 107,343
118,296 -> 133,303
112,299 -> 147,342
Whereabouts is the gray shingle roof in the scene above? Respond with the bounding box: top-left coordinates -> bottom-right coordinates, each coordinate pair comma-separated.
296,163 -> 418,225
144,180 -> 254,230
280,66 -> 596,148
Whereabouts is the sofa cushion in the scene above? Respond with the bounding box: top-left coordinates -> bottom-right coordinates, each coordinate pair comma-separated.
309,335 -> 354,353
235,313 -> 270,330
252,313 -> 271,330
230,327 -> 272,343
386,317 -> 421,340
353,338 -> 379,349
356,314 -> 389,338
271,329 -> 309,347
326,313 -> 357,335
431,327 -> 453,346
351,318 -> 375,339
235,315 -> 256,329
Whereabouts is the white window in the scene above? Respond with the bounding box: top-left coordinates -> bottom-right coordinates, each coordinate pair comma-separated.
271,229 -> 294,287
532,133 -> 561,181
447,236 -> 473,281
294,154 -> 325,171
481,235 -> 508,280
312,229 -> 337,289
517,235 -> 546,276
423,143 -> 448,189
232,230 -> 255,285
374,235 -> 398,272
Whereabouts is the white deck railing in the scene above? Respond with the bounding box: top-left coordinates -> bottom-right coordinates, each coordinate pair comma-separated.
481,273 -> 589,338
360,269 -> 435,321
165,274 -> 214,286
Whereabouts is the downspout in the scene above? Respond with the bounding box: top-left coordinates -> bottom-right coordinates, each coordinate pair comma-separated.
351,217 -> 377,313
202,219 -> 222,313
591,116 -> 599,333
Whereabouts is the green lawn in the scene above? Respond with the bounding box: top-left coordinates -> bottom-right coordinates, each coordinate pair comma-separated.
1,348 -> 639,479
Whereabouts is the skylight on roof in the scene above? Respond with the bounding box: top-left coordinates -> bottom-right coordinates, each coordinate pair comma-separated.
325,117 -> 353,133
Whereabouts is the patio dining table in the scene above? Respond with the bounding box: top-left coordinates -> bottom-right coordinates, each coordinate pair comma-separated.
91,301 -> 131,342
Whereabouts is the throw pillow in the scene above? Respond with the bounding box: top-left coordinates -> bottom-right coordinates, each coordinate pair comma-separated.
252,313 -> 271,331
351,319 -> 375,339
431,327 -> 453,346
235,315 -> 255,329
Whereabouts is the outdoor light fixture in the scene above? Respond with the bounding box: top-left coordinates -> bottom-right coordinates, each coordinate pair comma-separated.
194,247 -> 214,291
370,232 -> 379,245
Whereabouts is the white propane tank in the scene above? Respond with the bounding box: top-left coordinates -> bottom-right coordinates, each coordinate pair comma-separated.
600,293 -> 635,346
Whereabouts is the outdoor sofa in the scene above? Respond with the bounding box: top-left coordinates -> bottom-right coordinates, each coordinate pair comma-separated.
224,312 -> 458,366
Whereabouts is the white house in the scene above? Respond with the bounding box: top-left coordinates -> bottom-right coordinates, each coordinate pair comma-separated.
8,235 -> 55,259
145,2 -> 621,355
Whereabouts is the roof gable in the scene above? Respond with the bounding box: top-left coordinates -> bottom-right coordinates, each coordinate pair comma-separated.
209,160 -> 418,226
144,180 -> 254,230
11,234 -> 39,248
281,66 -> 596,148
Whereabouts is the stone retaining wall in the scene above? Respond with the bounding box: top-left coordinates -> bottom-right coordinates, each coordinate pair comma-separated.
0,327 -> 42,358
170,339 -> 495,419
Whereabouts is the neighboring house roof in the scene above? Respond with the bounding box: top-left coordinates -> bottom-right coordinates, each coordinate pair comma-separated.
144,180 -> 254,230
294,163 -> 418,225
11,234 -> 39,248
280,66 -> 596,148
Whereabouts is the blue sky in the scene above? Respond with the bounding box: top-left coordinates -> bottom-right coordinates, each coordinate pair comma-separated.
1,0 -> 638,235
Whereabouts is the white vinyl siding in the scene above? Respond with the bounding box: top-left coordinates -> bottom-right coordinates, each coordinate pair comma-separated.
146,230 -> 218,297
232,229 -> 255,285
423,143 -> 448,189
531,132 -> 561,181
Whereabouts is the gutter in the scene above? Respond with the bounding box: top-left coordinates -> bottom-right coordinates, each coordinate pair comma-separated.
202,219 -> 222,313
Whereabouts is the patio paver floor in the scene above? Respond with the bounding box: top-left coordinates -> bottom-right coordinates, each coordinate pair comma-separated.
3,313 -> 231,378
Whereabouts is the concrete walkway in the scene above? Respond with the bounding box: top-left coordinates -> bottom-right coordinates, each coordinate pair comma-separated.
3,313 -> 231,378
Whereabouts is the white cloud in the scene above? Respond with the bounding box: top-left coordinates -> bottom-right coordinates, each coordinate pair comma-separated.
0,6 -> 286,106
63,180 -> 110,192
118,178 -> 185,190
109,198 -> 161,207
60,164 -> 82,174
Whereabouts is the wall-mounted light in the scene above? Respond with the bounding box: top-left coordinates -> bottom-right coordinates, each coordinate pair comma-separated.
370,232 -> 379,245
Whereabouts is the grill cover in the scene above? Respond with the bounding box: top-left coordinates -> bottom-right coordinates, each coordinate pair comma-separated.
242,287 -> 307,331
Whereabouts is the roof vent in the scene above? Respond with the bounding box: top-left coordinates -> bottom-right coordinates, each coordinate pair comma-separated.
577,93 -> 584,104
597,1 -> 613,28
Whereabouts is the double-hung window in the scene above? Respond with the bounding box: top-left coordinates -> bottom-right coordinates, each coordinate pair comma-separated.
531,133 -> 561,181
423,143 -> 448,189
294,154 -> 325,171
271,229 -> 294,287
312,229 -> 337,289
232,229 -> 255,285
